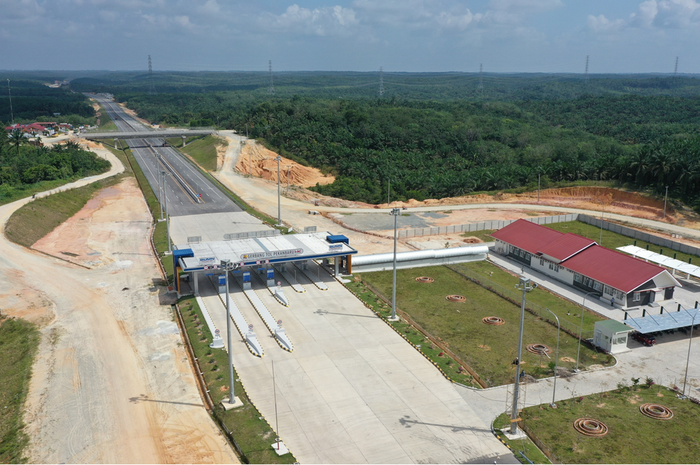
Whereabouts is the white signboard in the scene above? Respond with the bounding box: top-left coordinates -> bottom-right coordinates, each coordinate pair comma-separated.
240,248 -> 303,260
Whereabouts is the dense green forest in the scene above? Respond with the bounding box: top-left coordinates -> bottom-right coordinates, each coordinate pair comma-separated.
0,79 -> 95,126
68,71 -> 700,208
0,133 -> 110,201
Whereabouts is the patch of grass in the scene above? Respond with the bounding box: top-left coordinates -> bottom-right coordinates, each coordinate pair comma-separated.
357,266 -> 604,387
520,385 -> 700,464
345,280 -> 481,388
453,261 -> 605,336
0,317 -> 40,463
460,229 -> 495,242
493,413 -> 551,464
172,135 -> 225,172
96,104 -> 117,132
547,220 -> 700,264
5,174 -> 126,248
178,297 -> 295,464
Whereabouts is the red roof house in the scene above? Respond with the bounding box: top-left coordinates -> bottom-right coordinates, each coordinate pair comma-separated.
492,219 -> 680,308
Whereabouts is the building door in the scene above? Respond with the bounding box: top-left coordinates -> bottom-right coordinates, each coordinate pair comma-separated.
649,291 -> 655,303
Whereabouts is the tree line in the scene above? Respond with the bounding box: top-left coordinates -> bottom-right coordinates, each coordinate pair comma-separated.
0,133 -> 110,199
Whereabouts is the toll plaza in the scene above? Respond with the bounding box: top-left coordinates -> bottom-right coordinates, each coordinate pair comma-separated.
173,232 -> 356,296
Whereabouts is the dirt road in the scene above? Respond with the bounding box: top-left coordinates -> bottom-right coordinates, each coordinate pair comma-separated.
0,151 -> 237,463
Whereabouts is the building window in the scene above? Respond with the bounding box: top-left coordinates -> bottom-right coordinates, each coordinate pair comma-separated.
574,273 -> 582,283
615,290 -> 624,300
633,292 -> 641,302
540,259 -> 545,266
604,285 -> 612,296
594,282 -> 603,292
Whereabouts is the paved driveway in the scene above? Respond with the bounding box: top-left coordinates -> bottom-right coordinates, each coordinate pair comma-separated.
198,266 -> 516,464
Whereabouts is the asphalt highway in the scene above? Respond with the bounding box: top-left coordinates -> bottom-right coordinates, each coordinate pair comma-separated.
93,95 -> 241,217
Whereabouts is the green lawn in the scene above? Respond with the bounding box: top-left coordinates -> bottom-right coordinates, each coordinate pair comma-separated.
357,266 -> 609,387
345,279 -> 482,387
166,135 -> 224,172
178,297 -> 295,464
547,221 -> 700,265
518,385 -> 700,464
453,261 -> 605,338
0,317 -> 40,463
461,229 -> 496,242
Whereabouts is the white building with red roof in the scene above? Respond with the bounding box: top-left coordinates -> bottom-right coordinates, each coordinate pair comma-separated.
491,219 -> 681,308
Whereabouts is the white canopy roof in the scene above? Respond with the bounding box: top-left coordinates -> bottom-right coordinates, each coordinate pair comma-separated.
617,245 -> 700,279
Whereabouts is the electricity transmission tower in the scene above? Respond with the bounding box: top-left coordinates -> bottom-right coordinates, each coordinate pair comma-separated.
674,56 -> 679,77
268,60 -> 275,95
478,63 -> 484,94
378,66 -> 384,96
148,55 -> 156,95
584,55 -> 589,81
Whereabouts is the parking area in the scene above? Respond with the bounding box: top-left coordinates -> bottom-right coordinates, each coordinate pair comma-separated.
197,264 -> 516,464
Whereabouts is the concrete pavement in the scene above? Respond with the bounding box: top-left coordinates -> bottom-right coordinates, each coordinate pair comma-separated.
197,266 -> 517,464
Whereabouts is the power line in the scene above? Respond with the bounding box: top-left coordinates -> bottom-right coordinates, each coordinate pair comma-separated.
148,55 -> 156,95
268,60 -> 275,95
378,66 -> 384,96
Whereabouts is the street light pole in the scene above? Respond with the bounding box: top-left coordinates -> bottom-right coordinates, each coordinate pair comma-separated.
275,155 -> 282,226
221,259 -> 237,405
576,290 -> 596,372
389,208 -> 401,322
544,307 -> 560,407
7,79 -> 14,125
682,305 -> 699,398
511,276 -> 534,434
599,201 -> 605,246
664,185 -> 669,219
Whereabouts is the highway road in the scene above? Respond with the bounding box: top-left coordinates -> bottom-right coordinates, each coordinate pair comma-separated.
91,95 -> 241,217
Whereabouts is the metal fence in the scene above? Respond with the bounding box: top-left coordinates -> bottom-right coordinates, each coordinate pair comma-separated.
398,214 -> 579,239
578,214 -> 700,257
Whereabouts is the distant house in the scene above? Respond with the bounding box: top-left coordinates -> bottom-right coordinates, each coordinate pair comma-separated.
491,219 -> 681,309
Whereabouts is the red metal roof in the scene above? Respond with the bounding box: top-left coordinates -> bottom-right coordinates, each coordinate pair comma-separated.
491,219 -> 565,255
562,245 -> 666,293
538,233 -> 595,262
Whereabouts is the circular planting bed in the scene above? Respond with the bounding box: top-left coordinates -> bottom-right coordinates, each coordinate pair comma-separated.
415,276 -> 434,283
640,403 -> 674,420
573,418 -> 609,437
526,343 -> 553,355
482,316 -> 505,326
446,295 -> 466,302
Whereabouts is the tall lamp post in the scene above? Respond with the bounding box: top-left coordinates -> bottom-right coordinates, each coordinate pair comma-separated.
7,79 -> 14,125
544,307 -> 561,407
511,276 -> 534,435
576,290 -> 597,372
161,170 -> 172,254
274,155 -> 282,226
597,200 -> 605,246
389,208 -> 401,322
221,259 -> 239,406
682,305 -> 699,398
664,186 -> 669,219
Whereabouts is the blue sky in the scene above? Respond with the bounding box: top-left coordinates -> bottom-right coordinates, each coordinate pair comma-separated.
1,0 -> 698,73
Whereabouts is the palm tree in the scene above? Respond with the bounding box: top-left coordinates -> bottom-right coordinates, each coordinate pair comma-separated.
8,128 -> 25,156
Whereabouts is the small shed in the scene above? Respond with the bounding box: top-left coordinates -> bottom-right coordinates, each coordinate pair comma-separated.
594,320 -> 633,354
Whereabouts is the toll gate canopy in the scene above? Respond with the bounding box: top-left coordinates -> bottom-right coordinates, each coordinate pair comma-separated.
175,232 -> 357,272
618,245 -> 700,279
624,307 -> 700,334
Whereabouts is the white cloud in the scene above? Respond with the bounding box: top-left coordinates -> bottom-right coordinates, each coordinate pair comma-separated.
0,0 -> 45,20
591,0 -> 700,33
587,14 -> 627,33
260,4 -> 359,36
